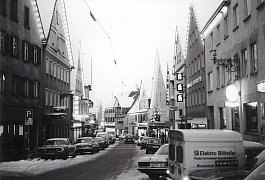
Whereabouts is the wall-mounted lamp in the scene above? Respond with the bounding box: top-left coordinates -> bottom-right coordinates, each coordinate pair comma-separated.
211,49 -> 240,80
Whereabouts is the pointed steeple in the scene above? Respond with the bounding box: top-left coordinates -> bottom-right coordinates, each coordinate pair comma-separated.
149,49 -> 168,122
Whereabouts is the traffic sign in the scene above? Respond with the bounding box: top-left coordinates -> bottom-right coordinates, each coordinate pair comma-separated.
25,109 -> 33,125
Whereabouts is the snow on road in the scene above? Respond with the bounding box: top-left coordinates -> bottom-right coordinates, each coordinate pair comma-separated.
0,143 -> 119,177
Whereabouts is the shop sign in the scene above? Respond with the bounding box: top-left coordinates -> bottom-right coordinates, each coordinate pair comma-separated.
187,76 -> 202,88
25,109 -> 33,125
193,147 -> 238,168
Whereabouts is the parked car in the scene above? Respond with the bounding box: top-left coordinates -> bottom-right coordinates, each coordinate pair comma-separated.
75,137 -> 99,154
108,134 -> 116,144
94,137 -> 106,150
124,134 -> 135,144
96,132 -> 109,148
138,144 -> 169,179
38,138 -> 76,160
140,137 -> 150,150
119,134 -> 125,140
244,159 -> 265,180
145,137 -> 162,154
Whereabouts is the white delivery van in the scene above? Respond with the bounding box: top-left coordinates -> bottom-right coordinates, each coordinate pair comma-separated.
167,129 -> 245,180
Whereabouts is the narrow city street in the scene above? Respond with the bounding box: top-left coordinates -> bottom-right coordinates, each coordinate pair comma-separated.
0,141 -> 166,180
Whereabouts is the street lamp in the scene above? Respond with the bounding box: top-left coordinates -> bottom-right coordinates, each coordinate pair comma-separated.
211,49 -> 240,80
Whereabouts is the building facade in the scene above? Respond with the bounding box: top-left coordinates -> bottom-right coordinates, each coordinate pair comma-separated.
202,0 -> 265,142
171,27 -> 186,129
38,0 -> 73,144
0,0 -> 43,161
185,5 -> 207,129
104,107 -> 116,134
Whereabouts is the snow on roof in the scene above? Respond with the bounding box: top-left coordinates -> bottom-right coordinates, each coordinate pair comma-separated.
115,91 -> 139,108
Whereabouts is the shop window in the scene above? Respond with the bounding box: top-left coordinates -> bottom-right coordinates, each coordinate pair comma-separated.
245,102 -> 258,133
241,49 -> 248,77
0,125 -> 3,136
0,72 -> 6,93
219,107 -> 227,129
231,106 -> 240,131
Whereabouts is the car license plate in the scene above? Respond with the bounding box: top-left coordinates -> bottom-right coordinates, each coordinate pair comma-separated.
150,163 -> 165,168
152,146 -> 159,148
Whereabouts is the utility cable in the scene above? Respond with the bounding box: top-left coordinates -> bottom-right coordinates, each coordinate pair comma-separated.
83,0 -> 125,86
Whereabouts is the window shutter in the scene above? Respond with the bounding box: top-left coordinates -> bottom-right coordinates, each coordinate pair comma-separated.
3,32 -> 9,55
9,34 -> 13,56
38,81 -> 41,98
16,36 -> 19,58
29,79 -> 34,98
18,76 -> 24,97
22,40 -> 25,60
37,46 -> 41,65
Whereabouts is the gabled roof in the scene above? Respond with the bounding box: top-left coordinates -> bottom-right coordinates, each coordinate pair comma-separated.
37,0 -> 74,65
36,0 -> 57,38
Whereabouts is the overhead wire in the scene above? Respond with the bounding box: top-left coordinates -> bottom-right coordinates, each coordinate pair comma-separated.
83,0 -> 125,86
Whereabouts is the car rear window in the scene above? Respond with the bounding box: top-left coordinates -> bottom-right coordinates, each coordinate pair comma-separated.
148,138 -> 161,144
155,144 -> 169,155
45,140 -> 67,145
77,138 -> 92,143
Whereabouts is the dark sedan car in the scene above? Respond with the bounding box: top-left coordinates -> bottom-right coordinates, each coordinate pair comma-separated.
140,137 -> 150,150
75,137 -> 99,154
124,135 -> 135,144
38,138 -> 76,160
94,137 -> 106,150
145,138 -> 162,154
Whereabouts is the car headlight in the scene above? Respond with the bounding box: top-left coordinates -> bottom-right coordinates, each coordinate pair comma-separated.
166,170 -> 170,174
183,176 -> 191,180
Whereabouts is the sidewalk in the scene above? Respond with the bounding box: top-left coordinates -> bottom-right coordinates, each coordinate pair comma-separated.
0,142 -> 119,177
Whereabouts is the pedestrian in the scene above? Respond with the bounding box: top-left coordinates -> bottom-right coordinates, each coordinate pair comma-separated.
161,132 -> 165,144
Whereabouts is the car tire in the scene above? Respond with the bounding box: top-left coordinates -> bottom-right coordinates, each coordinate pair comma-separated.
63,152 -> 69,160
148,174 -> 159,179
146,150 -> 149,154
72,151 -> 76,158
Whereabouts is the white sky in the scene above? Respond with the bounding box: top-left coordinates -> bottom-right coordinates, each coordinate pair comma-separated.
64,0 -> 223,110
